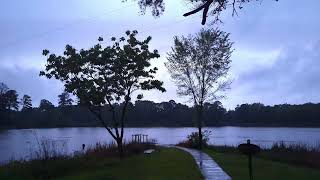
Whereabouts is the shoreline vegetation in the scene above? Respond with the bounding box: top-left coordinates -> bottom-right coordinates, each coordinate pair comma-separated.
2,101 -> 320,129
206,142 -> 320,169
204,146 -> 320,180
2,140 -> 320,180
3,124 -> 320,130
177,136 -> 320,180
177,133 -> 320,169
0,142 -> 203,180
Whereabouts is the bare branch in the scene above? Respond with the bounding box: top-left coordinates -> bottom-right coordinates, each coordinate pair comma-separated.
88,106 -> 118,140
183,0 -> 214,25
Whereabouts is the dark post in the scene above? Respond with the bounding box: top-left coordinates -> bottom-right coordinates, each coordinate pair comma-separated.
248,149 -> 253,180
246,139 -> 253,180
247,139 -> 253,180
238,139 -> 260,180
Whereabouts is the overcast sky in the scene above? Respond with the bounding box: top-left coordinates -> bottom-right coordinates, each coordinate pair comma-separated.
0,0 -> 319,109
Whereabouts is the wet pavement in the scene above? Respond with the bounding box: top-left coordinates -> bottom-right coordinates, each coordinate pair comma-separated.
175,146 -> 232,180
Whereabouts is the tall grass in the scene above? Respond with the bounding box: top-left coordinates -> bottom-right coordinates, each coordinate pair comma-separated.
262,141 -> 320,168
203,141 -> 320,169
270,141 -> 320,153
83,141 -> 156,158
29,130 -> 68,162
1,140 -> 157,180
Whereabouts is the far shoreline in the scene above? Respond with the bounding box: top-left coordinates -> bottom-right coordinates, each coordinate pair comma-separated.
2,124 -> 320,130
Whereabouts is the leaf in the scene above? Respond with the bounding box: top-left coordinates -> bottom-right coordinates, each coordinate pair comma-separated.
137,94 -> 143,100
42,49 -> 49,56
98,37 -> 104,42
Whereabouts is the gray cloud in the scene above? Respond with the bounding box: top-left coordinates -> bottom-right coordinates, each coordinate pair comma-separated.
230,41 -> 320,106
0,66 -> 63,107
1,0 -> 320,109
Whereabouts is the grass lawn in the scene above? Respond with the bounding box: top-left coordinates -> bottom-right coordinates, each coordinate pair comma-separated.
205,148 -> 320,180
0,148 -> 203,180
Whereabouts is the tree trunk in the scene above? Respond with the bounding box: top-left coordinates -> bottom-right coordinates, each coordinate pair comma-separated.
116,138 -> 124,158
197,105 -> 203,149
198,125 -> 203,149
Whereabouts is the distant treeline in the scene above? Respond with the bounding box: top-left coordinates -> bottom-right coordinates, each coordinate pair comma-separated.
1,100 -> 320,129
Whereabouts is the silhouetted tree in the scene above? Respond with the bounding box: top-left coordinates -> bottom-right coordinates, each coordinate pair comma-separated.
39,99 -> 54,112
21,95 -> 32,111
0,83 -> 8,94
166,28 -> 232,148
125,0 -> 278,25
40,30 -> 165,157
58,92 -> 73,107
0,83 -> 19,111
204,101 -> 226,123
3,100 -> 320,129
0,83 -> 9,111
4,90 -> 19,111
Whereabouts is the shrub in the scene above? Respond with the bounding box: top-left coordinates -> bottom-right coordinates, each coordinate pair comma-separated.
84,141 -> 156,158
177,130 -> 212,148
270,141 -> 320,153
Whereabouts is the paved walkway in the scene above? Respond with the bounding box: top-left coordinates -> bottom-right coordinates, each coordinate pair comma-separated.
175,146 -> 232,180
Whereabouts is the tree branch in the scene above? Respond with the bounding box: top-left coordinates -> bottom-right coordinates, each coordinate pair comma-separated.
183,0 -> 214,25
88,106 -> 118,140
120,86 -> 132,139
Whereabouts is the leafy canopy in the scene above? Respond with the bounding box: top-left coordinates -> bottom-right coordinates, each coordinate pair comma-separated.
166,28 -> 233,106
58,92 -> 73,107
0,83 -> 19,111
40,30 -> 165,153
21,95 -> 32,110
40,30 -> 165,108
124,0 -> 278,25
39,99 -> 54,112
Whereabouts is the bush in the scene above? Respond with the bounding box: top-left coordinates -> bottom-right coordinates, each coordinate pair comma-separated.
84,141 -> 156,158
270,141 -> 320,153
177,130 -> 211,148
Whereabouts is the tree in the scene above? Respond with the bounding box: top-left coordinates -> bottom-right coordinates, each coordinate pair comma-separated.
4,90 -> 19,111
166,28 -> 232,148
21,95 -> 32,111
124,0 -> 278,25
0,83 -> 8,94
0,83 -> 19,111
58,92 -> 73,107
204,101 -> 226,123
40,30 -> 165,157
0,83 -> 9,111
39,99 -> 54,112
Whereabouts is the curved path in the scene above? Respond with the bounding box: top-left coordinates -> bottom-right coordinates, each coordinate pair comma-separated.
175,146 -> 232,180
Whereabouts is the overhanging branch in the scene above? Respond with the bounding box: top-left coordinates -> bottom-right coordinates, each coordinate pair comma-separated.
183,0 -> 214,25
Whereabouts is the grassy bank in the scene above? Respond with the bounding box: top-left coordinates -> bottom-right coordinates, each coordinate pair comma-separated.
205,145 -> 320,180
0,146 -> 203,180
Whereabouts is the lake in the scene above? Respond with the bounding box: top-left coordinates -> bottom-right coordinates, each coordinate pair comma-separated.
1,127 -> 320,163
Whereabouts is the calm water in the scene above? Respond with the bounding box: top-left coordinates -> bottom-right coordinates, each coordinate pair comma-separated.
1,127 -> 320,163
